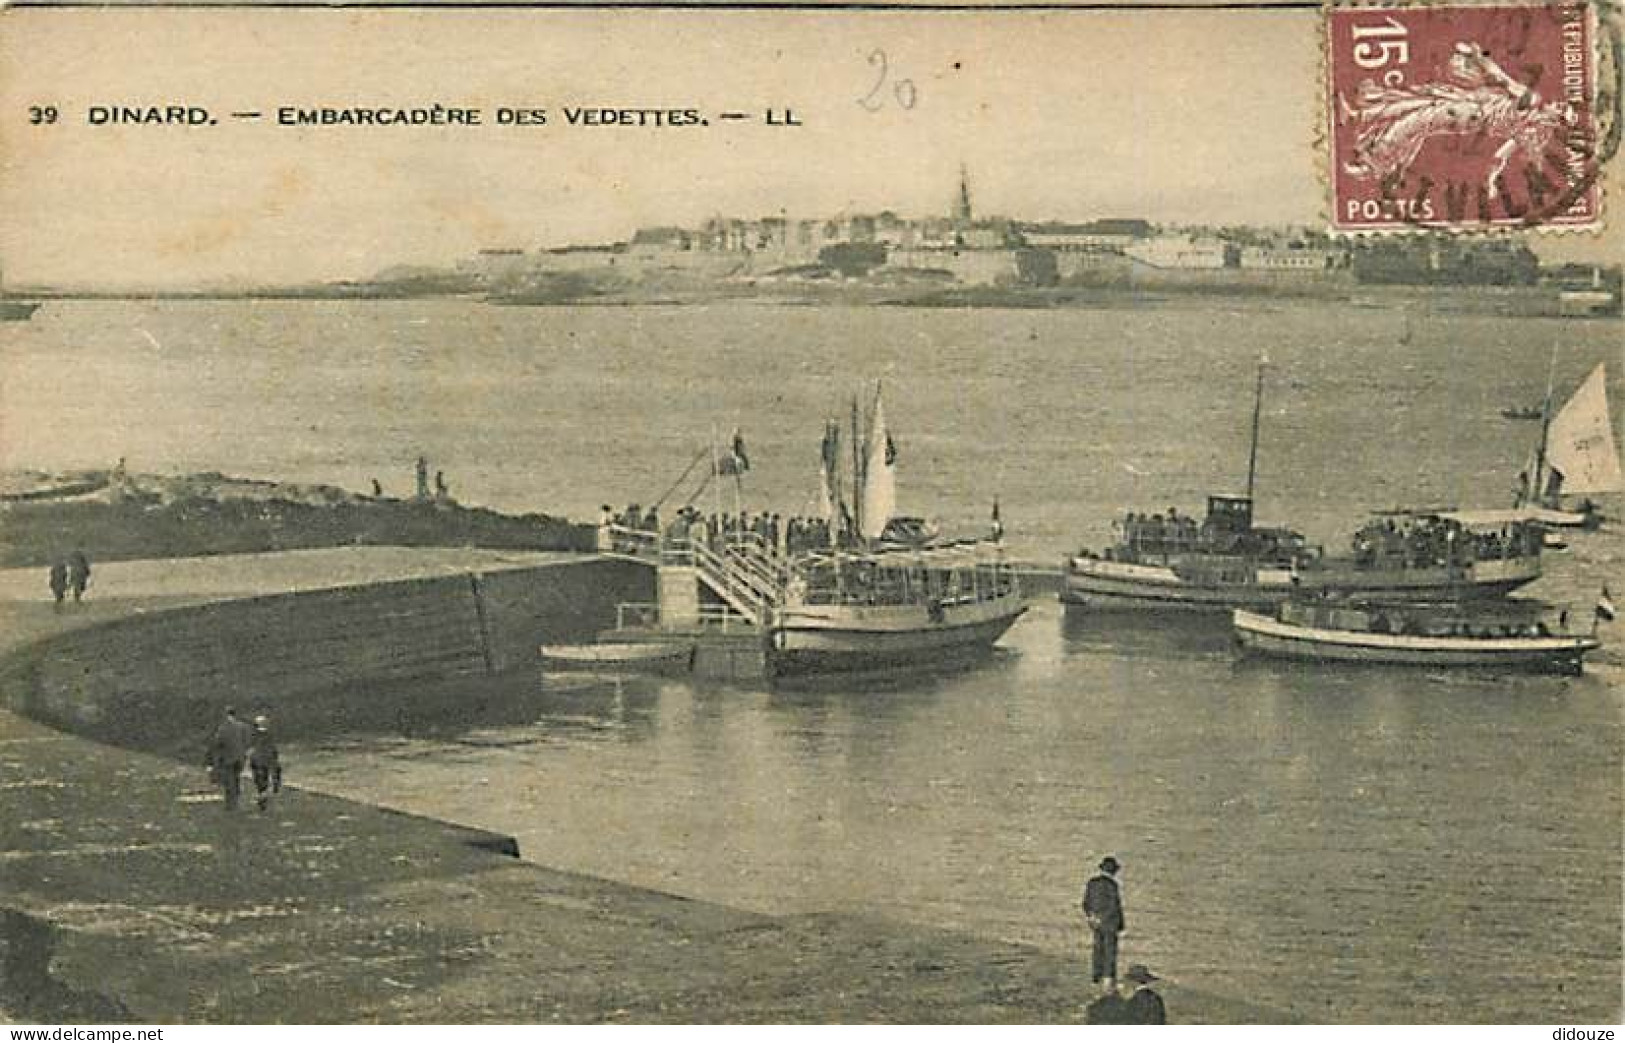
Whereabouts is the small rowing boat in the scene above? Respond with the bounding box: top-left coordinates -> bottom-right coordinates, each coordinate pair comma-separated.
541,641 -> 694,671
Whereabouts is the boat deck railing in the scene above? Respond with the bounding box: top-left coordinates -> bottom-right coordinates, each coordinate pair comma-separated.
615,601 -> 760,633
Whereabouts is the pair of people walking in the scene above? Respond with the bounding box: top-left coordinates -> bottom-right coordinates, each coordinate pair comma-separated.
1082,854 -> 1166,1025
47,550 -> 91,611
206,708 -> 282,812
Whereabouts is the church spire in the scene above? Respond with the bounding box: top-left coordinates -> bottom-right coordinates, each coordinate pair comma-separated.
952,164 -> 973,224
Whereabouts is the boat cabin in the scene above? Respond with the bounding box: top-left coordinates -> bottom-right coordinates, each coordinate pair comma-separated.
1204,494 -> 1254,534
1105,494 -> 1309,565
786,547 -> 1016,610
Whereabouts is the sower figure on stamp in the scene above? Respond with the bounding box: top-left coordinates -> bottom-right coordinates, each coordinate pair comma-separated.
248,714 -> 282,813
1082,855 -> 1126,994
205,707 -> 253,811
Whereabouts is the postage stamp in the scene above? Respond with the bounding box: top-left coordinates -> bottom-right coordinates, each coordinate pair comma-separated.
1327,1 -> 1605,232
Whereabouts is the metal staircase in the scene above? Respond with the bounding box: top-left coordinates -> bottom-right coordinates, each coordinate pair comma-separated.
668,535 -> 784,626
603,524 -> 788,628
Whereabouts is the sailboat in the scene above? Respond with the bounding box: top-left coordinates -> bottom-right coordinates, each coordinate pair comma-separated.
769,385 -> 1027,674
1514,362 -> 1622,529
1062,359 -> 1545,611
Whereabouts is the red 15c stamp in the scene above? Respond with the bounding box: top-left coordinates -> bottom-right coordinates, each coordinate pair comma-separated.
1327,2 -> 1604,231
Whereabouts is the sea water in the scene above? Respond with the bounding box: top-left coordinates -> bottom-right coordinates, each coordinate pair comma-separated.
3,297 -> 1620,1021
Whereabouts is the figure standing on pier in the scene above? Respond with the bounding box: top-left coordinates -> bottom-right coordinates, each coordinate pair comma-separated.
205,707 -> 253,811
415,455 -> 430,501
248,715 -> 282,814
1122,964 -> 1166,1024
67,550 -> 91,603
48,559 -> 68,611
1082,855 -> 1126,994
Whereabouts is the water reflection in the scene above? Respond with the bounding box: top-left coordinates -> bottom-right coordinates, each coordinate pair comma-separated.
290,601 -> 1620,1023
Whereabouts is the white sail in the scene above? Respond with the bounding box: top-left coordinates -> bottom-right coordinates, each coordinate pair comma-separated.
860,392 -> 896,539
1545,363 -> 1623,495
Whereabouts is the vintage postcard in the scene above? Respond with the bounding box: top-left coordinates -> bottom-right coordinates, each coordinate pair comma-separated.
0,2 -> 1620,1028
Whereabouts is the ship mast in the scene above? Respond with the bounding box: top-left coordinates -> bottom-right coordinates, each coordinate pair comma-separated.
1245,356 -> 1266,503
1531,342 -> 1559,504
851,394 -> 863,544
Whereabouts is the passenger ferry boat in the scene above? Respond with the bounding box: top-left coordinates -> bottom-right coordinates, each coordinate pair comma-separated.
768,387 -> 1025,674
1062,362 -> 1543,612
772,541 -> 1025,674
1063,502 -> 1543,611
1233,599 -> 1602,675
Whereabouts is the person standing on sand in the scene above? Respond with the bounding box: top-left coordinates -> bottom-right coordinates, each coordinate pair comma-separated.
1082,855 -> 1126,994
67,550 -> 91,603
205,707 -> 253,811
248,715 -> 282,813
48,559 -> 68,611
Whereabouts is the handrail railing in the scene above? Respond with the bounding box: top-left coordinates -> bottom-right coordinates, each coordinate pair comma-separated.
688,539 -> 775,623
615,601 -> 756,633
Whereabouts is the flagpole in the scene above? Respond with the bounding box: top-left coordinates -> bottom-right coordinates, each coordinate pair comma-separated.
709,425 -> 723,537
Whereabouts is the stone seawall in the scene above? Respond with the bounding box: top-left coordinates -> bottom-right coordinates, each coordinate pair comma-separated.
0,554 -> 652,750
0,549 -> 1291,1023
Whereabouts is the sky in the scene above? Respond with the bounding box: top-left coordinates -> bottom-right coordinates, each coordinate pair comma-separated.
0,6 -> 1617,289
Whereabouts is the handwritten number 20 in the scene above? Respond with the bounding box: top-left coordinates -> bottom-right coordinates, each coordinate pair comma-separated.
859,50 -> 917,112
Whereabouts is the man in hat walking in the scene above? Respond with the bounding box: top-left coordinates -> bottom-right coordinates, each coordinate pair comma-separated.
205,707 -> 253,811
248,715 -> 282,813
1082,855 -> 1126,993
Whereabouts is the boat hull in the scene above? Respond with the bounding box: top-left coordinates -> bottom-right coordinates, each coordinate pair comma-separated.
1061,555 -> 1540,612
0,301 -> 39,322
770,596 -> 1026,675
541,641 -> 695,671
1232,609 -> 1599,675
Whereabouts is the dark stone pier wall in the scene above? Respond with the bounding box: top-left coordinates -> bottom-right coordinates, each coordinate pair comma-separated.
0,556 -> 652,750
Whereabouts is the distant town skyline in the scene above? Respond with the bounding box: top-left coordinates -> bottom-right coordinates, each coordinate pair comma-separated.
2,7 -> 1617,289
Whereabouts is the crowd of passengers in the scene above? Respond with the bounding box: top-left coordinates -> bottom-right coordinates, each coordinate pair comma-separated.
790,558 -> 1015,607
1350,516 -> 1540,569
1303,606 -> 1559,639
1092,508 -> 1298,564
599,503 -> 838,557
1115,509 -> 1204,555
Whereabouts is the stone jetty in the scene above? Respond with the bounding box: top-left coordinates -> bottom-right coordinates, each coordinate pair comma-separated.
0,547 -> 1292,1023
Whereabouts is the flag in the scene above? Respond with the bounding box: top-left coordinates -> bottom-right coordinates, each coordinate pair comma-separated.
1597,586 -> 1617,622
817,420 -> 839,523
716,428 -> 750,476
820,420 -> 840,474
